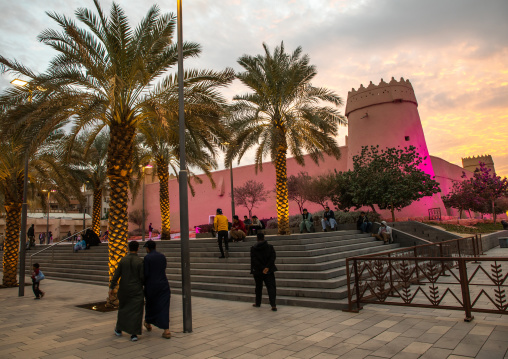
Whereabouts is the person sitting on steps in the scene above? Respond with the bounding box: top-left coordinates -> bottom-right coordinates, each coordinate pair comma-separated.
299,209 -> 314,233
372,221 -> 392,244
321,206 -> 337,232
357,211 -> 372,233
248,216 -> 263,235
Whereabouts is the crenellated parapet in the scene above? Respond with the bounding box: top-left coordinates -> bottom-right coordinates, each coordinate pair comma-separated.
462,154 -> 495,173
345,77 -> 418,117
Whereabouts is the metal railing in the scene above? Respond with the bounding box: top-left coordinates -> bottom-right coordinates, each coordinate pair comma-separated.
29,227 -> 92,268
345,234 -> 508,321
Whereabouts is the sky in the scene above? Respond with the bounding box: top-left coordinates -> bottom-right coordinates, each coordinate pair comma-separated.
1,0 -> 507,176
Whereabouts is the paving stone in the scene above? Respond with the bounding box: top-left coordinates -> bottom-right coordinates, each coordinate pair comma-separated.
419,347 -> 453,359
402,341 -> 432,354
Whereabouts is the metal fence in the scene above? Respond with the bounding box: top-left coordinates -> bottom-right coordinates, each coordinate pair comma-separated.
345,235 -> 508,321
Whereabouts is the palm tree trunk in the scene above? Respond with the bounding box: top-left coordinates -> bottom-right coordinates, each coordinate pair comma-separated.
92,188 -> 102,237
2,201 -> 22,287
275,146 -> 290,235
105,123 -> 135,306
157,158 -> 171,240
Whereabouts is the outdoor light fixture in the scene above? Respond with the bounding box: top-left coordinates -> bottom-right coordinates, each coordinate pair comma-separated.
10,78 -> 28,87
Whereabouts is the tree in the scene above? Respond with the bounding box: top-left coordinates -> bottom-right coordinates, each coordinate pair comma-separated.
329,171 -> 355,212
0,120 -> 80,287
469,162 -> 508,223
287,172 -> 311,214
305,174 -> 334,210
128,208 -> 149,231
226,42 -> 346,235
0,1 -> 233,286
137,71 -> 231,239
233,180 -> 269,219
349,146 -> 441,221
68,131 -> 109,236
442,178 -> 481,219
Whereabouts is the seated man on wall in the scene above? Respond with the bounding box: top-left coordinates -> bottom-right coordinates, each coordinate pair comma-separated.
243,215 -> 252,227
357,211 -> 372,233
231,215 -> 247,242
248,216 -> 263,235
372,221 -> 392,244
299,209 -> 314,233
321,206 -> 337,232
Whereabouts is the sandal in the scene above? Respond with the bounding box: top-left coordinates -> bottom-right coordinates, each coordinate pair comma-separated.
162,332 -> 171,339
144,321 -> 152,332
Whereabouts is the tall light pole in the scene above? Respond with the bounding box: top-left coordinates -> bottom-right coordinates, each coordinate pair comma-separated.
177,0 -> 192,333
10,78 -> 37,296
141,164 -> 153,242
223,142 -> 235,218
43,190 -> 56,245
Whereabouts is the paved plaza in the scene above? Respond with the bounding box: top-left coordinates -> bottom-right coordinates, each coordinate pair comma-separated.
1,250 -> 507,359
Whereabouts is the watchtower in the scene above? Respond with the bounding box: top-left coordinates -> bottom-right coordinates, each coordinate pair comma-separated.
462,155 -> 495,174
345,77 -> 435,177
345,77 -> 443,215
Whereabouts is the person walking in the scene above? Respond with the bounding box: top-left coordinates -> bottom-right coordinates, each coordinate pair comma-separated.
143,240 -> 171,339
27,224 -> 35,249
214,208 -> 229,258
148,223 -> 153,239
251,232 -> 278,311
109,241 -> 144,342
31,263 -> 45,299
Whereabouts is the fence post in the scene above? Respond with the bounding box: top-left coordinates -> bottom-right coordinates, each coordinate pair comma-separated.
458,258 -> 474,322
353,258 -> 363,312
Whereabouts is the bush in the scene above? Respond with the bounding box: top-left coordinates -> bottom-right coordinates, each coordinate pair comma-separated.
270,210 -> 381,230
195,223 -> 214,233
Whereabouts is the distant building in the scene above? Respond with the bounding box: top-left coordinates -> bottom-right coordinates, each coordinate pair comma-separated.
462,155 -> 496,174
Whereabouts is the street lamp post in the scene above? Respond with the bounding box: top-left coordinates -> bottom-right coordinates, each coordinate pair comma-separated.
43,190 -> 56,245
177,0 -> 192,333
141,164 -> 153,242
11,78 -> 32,296
223,142 -> 236,218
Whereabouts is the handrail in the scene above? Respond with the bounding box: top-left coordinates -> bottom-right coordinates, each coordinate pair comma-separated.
29,227 -> 92,268
343,234 -> 508,321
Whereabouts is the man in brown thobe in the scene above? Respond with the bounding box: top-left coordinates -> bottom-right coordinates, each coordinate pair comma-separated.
109,240 -> 144,341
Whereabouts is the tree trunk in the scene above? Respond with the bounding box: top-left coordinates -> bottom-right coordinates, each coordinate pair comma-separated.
157,158 -> 171,240
275,146 -> 290,235
92,188 -> 102,236
369,204 -> 376,213
2,201 -> 22,287
492,199 -> 496,223
105,123 -> 135,307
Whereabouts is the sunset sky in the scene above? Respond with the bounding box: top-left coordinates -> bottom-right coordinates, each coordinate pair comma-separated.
1,0 -> 507,176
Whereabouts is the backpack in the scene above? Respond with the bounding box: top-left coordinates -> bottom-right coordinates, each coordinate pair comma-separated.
35,271 -> 45,282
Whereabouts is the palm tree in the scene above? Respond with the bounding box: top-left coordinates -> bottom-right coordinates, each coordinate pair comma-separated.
67,131 -> 109,236
0,119 -> 80,287
227,42 -> 346,235
0,1 -> 233,284
137,70 -> 231,239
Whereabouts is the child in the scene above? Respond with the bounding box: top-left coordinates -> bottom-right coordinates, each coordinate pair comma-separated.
31,263 -> 45,300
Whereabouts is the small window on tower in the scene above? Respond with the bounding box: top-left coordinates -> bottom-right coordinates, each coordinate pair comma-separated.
405,136 -> 410,141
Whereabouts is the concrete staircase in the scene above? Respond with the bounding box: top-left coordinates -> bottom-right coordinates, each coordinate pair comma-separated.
12,230 -> 398,309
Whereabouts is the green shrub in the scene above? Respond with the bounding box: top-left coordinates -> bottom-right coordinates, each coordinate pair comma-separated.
269,210 -> 381,229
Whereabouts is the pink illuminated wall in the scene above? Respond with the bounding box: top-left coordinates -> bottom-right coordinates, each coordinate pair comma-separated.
129,78 -> 473,232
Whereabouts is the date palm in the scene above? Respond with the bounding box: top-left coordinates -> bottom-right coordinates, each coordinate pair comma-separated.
0,1 -> 233,284
227,42 -> 346,235
137,70 -> 231,239
67,131 -> 109,236
0,116 -> 80,287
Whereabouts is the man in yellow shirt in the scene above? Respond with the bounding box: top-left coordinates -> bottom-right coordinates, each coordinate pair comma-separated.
214,208 -> 229,258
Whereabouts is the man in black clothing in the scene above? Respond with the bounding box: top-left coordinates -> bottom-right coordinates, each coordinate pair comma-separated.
250,232 -> 278,311
27,224 -> 35,249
